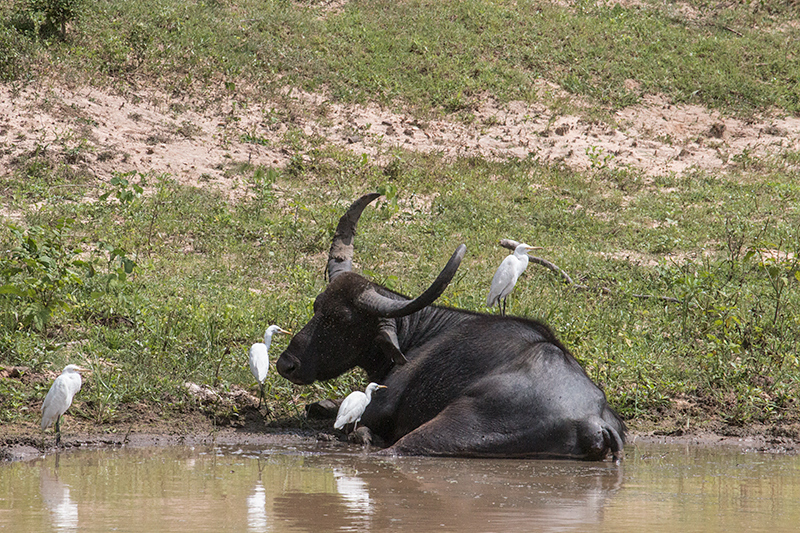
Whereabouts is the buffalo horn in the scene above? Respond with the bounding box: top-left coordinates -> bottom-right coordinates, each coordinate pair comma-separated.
326,192 -> 382,281
356,244 -> 467,318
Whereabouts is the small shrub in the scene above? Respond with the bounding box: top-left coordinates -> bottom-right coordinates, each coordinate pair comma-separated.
0,219 -> 137,332
16,0 -> 83,41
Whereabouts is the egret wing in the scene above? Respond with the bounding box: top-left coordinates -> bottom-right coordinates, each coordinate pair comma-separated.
334,391 -> 367,429
41,377 -> 72,429
486,256 -> 517,305
249,343 -> 269,383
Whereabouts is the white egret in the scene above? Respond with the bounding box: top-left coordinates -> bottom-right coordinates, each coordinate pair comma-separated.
41,364 -> 89,446
486,243 -> 541,315
334,382 -> 387,432
249,325 -> 291,409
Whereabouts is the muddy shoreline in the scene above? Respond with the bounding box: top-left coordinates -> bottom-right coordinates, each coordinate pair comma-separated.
3,419 -> 798,463
3,372 -> 799,463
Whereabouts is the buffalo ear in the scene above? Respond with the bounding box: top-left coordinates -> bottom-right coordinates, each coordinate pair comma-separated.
375,319 -> 408,365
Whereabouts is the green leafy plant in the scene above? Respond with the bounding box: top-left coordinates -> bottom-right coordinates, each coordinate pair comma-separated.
99,172 -> 144,208
16,0 -> 83,40
586,145 -> 614,172
250,166 -> 278,208
0,219 -> 137,332
0,219 -> 87,331
755,242 -> 800,326
376,183 -> 399,217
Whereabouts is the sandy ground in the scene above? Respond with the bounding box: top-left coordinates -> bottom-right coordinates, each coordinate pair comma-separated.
2,81 -> 799,205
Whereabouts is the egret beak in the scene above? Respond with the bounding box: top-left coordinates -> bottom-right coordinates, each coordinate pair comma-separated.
525,246 -> 543,254
278,328 -> 292,335
377,385 -> 388,389
75,366 -> 92,374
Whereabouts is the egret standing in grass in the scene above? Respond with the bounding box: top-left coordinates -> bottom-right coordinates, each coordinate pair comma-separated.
41,364 -> 89,446
249,325 -> 291,410
486,242 -> 541,315
334,382 -> 387,432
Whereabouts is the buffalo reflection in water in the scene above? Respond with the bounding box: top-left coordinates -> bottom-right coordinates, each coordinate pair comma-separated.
269,456 -> 623,532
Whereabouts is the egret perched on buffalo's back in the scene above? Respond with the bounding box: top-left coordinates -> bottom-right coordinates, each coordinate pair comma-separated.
41,364 -> 90,446
334,382 -> 387,432
249,325 -> 291,410
486,242 -> 542,315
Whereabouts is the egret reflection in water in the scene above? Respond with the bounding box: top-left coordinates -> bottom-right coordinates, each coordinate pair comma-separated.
247,481 -> 268,532
39,465 -> 78,532
333,468 -> 373,517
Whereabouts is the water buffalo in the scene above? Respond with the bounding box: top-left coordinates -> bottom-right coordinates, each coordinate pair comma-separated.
276,193 -> 626,461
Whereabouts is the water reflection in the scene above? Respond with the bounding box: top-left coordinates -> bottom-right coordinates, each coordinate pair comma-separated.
246,481 -> 268,532
333,468 -> 373,527
333,468 -> 372,513
1,442 -> 799,533
39,462 -> 78,532
264,452 -> 623,532
370,456 -> 623,531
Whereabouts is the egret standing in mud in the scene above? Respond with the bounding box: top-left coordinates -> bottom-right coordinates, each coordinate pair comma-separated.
41,364 -> 90,446
249,325 -> 291,410
334,382 -> 387,432
486,242 -> 541,315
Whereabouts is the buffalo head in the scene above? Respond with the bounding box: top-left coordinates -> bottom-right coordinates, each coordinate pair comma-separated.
276,193 -> 466,385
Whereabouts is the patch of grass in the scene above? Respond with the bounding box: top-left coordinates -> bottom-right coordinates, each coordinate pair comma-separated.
0,24 -> 32,82
2,0 -> 798,115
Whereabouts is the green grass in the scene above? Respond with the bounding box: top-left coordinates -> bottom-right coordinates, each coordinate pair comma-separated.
1,0 -> 799,434
2,0 -> 799,114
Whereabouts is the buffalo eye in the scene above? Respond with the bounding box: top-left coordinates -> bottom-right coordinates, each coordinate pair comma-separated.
329,306 -> 354,324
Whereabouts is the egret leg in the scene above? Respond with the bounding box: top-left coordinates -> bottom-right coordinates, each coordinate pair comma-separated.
263,382 -> 277,421
500,298 -> 507,316
257,382 -> 265,410
55,415 -> 62,447
258,382 -> 275,421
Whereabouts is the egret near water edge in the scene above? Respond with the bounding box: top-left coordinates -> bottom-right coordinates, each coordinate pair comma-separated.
334,382 -> 387,433
249,325 -> 291,410
41,364 -> 90,446
486,242 -> 542,315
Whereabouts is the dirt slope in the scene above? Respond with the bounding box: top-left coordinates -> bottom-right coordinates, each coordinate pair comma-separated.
2,82 -> 799,201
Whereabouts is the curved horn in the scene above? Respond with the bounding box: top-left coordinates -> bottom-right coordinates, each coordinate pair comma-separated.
356,244 -> 467,318
327,192 -> 381,282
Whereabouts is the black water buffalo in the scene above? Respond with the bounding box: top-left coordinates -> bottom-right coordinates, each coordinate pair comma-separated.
276,193 -> 626,461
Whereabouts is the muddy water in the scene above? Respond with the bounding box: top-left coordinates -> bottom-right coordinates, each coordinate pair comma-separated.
1,441 -> 798,532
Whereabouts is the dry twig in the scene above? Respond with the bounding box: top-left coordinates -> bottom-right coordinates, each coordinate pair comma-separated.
498,239 -> 680,304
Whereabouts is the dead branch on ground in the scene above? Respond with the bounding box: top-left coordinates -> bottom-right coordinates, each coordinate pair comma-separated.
498,239 -> 680,304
